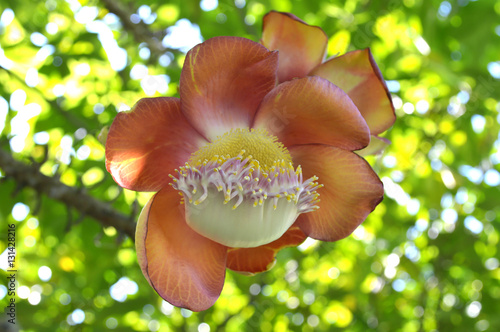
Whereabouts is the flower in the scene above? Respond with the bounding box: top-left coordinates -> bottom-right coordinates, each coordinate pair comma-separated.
261,11 -> 396,155
106,14 -> 392,311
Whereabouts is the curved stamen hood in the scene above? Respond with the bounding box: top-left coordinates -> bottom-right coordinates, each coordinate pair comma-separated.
169,129 -> 322,248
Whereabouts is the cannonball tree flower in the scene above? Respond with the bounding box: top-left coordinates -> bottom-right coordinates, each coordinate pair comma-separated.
106,36 -> 385,311
261,11 -> 396,155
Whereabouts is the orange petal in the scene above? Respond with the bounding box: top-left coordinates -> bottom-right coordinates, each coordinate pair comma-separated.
261,11 -> 328,82
135,194 -> 154,285
106,98 -> 207,192
310,49 -> 396,135
290,145 -> 383,241
135,187 -> 228,311
253,76 -> 370,151
226,226 -> 306,274
179,36 -> 278,141
356,135 -> 391,157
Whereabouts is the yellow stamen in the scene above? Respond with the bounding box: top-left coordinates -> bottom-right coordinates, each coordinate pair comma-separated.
188,128 -> 291,170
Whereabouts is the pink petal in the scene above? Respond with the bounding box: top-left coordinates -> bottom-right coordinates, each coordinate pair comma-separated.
261,11 -> 328,82
310,49 -> 396,135
253,76 -> 370,151
106,98 -> 207,192
290,145 -> 384,241
356,135 -> 391,157
135,194 -> 153,285
180,36 -> 278,141
226,226 -> 306,274
136,187 -> 228,311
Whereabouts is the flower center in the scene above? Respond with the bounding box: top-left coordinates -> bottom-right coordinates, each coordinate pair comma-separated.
170,128 -> 322,248
189,128 -> 292,169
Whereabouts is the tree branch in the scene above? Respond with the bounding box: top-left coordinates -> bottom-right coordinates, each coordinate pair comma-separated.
0,148 -> 136,239
99,0 -> 167,57
1,66 -> 93,131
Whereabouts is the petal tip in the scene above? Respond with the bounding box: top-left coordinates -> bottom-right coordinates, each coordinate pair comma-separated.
262,11 -> 328,82
365,48 -> 397,127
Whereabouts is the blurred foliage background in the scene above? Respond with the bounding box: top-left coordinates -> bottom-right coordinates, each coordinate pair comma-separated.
1,0 -> 500,331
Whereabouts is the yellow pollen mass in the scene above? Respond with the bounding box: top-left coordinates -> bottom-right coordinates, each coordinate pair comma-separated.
189,128 -> 292,169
